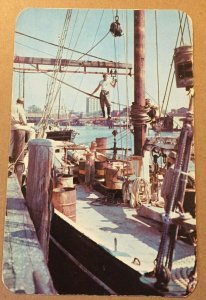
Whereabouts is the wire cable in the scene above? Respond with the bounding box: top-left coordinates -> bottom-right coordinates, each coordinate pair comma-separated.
15,31 -> 114,63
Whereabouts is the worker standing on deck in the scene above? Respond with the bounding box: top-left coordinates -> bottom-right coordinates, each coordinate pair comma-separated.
91,73 -> 117,119
161,150 -> 185,216
10,97 -> 35,161
84,141 -> 97,192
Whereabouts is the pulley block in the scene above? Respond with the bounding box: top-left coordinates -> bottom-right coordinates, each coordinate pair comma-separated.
110,16 -> 123,37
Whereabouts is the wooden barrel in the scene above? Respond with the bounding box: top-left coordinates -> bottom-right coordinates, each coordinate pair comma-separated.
52,187 -> 76,222
96,137 -> 107,155
56,174 -> 74,188
95,161 -> 107,178
105,167 -> 123,190
174,45 -> 193,88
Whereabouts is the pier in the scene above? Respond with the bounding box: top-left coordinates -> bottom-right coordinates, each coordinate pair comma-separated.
3,173 -> 56,294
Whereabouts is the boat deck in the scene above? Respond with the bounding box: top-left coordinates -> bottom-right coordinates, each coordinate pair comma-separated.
55,183 -> 195,296
52,143 -> 196,296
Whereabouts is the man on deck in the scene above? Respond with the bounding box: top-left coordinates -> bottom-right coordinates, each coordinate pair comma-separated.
91,73 -> 117,119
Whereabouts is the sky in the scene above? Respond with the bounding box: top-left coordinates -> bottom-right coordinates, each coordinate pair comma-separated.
12,8 -> 193,114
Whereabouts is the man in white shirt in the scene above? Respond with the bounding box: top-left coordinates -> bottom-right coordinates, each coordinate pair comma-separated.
92,73 -> 117,118
10,97 -> 35,160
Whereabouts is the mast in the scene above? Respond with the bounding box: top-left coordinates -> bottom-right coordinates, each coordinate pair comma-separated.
130,10 -> 148,156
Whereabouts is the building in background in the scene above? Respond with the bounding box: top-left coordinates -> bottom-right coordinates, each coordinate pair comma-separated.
86,97 -> 101,115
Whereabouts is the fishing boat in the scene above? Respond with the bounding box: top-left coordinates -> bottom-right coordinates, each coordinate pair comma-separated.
5,8 -> 196,296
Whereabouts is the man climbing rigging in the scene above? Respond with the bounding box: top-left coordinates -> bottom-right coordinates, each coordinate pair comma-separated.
91,73 -> 117,119
145,98 -> 158,123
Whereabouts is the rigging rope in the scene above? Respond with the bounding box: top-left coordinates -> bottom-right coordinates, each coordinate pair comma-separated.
159,12 -> 188,118
72,10 -> 105,109
186,15 -> 192,45
30,64 -> 99,98
38,10 -> 72,136
15,31 -> 114,63
112,9 -> 124,156
56,10 -> 89,114
178,11 -> 185,46
154,11 -> 160,118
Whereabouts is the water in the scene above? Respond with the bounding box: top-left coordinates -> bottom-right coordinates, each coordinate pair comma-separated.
73,125 -> 134,150
72,125 -> 179,150
71,125 -> 195,171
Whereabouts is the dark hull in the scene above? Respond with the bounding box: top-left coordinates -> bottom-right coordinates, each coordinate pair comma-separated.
48,212 -> 161,296
46,130 -> 75,142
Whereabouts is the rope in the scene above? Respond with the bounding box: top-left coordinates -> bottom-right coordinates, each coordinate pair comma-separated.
186,15 -> 192,45
56,10 -> 89,113
123,10 -> 130,159
159,12 -> 188,118
50,235 -> 117,295
29,30 -> 111,105
154,11 -> 160,118
178,11 -> 185,46
29,65 -> 99,99
89,10 -> 105,55
8,142 -> 28,171
76,31 -> 110,62
71,10 -> 105,109
37,10 -> 73,135
112,9 -> 124,156
122,177 -> 150,208
15,31 -> 114,63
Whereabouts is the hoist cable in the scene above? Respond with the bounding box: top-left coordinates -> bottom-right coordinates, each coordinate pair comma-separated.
154,11 -> 160,118
29,63 -> 99,98
159,12 -> 187,118
43,10 -> 72,117
123,10 -> 130,158
18,64 -> 21,97
38,10 -> 72,135
45,9 -> 74,119
186,15 -> 192,45
51,10 -> 89,116
112,9 -> 123,155
71,10 -> 105,109
23,70 -> 25,98
163,72 -> 175,120
90,10 -> 105,55
178,11 -> 185,46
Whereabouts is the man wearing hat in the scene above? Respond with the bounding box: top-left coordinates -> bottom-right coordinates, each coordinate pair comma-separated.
161,151 -> 177,210
161,150 -> 186,217
10,97 -> 35,161
91,73 -> 117,119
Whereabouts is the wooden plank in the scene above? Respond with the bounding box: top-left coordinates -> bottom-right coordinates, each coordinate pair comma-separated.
4,174 -> 56,294
14,56 -> 132,69
138,204 -> 196,231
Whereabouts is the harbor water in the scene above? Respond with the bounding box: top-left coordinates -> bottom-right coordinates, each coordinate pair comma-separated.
71,125 -> 195,171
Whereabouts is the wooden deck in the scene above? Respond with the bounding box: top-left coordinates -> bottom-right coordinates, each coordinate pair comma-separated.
51,183 -> 196,296
51,143 -> 196,295
3,174 -> 56,294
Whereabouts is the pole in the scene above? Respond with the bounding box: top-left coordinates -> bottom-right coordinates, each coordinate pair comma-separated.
26,138 -> 54,262
130,10 -> 148,156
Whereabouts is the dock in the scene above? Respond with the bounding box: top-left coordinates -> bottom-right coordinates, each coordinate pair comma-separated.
3,174 -> 56,294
